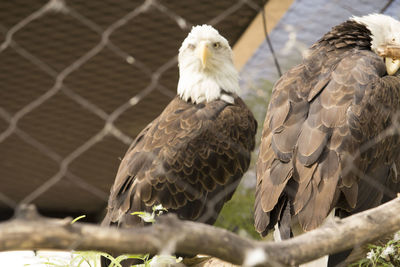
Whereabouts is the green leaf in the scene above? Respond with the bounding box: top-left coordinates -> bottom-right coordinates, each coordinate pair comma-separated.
131,211 -> 155,223
71,215 -> 86,224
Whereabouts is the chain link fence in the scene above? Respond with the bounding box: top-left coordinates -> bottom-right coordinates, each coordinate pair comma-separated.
0,0 -> 259,220
0,0 -> 262,264
1,0 -> 400,266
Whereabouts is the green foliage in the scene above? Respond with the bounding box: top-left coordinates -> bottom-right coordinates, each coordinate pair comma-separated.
28,251 -> 184,267
131,204 -> 167,223
27,251 -> 150,267
101,252 -> 150,267
73,251 -> 149,267
215,186 -> 261,240
351,232 -> 400,267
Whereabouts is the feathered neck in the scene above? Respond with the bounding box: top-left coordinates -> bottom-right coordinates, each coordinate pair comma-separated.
313,19 -> 372,52
177,58 -> 239,104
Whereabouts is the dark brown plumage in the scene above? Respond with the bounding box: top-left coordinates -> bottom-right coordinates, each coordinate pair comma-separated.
255,18 -> 400,239
103,94 -> 256,228
101,24 -> 257,267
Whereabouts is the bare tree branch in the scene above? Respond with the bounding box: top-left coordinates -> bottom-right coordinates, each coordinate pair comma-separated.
2,197 -> 400,266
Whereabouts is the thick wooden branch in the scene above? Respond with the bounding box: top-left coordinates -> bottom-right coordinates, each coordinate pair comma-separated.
2,197 -> 400,266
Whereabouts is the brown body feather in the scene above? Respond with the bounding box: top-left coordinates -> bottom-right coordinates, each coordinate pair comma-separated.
255,20 -> 400,237
103,94 -> 257,228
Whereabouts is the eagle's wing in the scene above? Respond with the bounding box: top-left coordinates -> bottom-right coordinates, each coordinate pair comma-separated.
104,96 -> 256,227
346,72 -> 400,214
255,49 -> 400,235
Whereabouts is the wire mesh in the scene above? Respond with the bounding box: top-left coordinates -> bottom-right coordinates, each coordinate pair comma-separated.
1,0 -> 400,266
0,0 -> 259,226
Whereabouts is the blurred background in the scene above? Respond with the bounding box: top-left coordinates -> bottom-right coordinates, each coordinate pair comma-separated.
0,0 -> 399,253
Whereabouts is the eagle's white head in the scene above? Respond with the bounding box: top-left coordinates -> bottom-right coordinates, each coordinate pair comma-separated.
352,14 -> 400,75
177,25 -> 239,104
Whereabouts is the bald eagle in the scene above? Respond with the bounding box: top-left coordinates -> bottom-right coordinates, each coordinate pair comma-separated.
103,25 -> 256,230
254,14 -> 400,265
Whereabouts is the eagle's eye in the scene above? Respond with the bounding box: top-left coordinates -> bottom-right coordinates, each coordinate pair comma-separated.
213,42 -> 221,49
393,38 -> 396,42
188,44 -> 195,50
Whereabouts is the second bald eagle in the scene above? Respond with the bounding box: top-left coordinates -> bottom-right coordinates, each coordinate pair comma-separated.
255,13 -> 400,239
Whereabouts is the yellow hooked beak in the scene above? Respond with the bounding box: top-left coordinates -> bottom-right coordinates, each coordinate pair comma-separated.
376,45 -> 400,75
199,41 -> 210,69
385,57 -> 400,75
